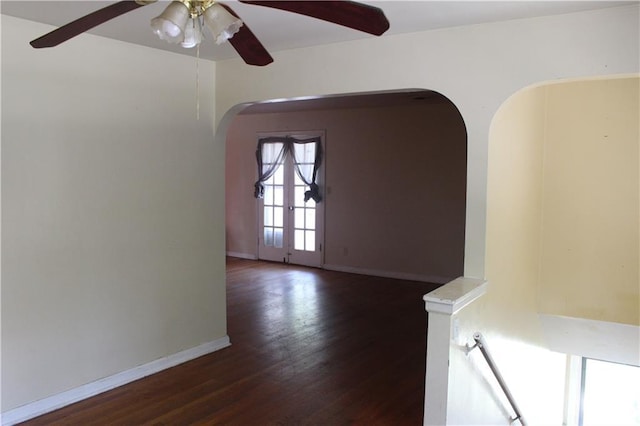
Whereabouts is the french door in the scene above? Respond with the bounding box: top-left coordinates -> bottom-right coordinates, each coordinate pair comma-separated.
257,137 -> 324,267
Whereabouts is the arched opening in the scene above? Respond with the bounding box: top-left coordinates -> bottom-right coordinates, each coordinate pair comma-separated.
440,74 -> 639,425
223,89 -> 468,283
486,74 -> 638,344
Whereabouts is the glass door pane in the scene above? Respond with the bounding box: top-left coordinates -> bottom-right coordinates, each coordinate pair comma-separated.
292,171 -> 316,252
263,166 -> 284,248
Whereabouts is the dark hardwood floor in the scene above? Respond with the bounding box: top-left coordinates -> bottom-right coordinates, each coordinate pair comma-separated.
21,258 -> 440,425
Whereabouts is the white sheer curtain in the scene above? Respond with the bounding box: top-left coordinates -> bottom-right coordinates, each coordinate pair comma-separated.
290,138 -> 322,202
253,139 -> 287,198
254,136 -> 323,202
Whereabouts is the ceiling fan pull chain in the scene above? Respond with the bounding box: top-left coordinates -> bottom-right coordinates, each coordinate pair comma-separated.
196,43 -> 200,121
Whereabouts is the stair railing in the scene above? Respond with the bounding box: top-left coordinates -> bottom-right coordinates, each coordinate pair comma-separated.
467,332 -> 526,425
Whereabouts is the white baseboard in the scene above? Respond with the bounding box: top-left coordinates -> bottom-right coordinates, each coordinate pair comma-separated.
226,251 -> 257,260
1,336 -> 231,426
322,264 -> 452,284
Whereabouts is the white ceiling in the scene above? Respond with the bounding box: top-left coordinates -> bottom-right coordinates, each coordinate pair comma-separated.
2,1 -> 636,62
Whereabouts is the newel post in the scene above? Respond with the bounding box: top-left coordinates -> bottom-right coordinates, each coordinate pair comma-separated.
423,277 -> 487,425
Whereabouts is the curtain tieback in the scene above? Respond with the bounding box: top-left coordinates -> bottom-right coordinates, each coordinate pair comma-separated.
254,182 -> 265,199
304,183 -> 322,203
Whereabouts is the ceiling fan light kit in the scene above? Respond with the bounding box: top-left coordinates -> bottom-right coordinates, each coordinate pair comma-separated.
202,3 -> 244,45
29,0 -> 390,66
150,1 -> 190,43
181,16 -> 203,48
150,1 -> 242,48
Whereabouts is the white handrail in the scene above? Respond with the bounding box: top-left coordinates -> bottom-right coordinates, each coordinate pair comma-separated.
468,332 -> 526,425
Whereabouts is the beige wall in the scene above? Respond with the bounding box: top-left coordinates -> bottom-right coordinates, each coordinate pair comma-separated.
448,76 -> 639,424
539,77 -> 639,325
226,99 -> 467,282
1,16 -> 225,411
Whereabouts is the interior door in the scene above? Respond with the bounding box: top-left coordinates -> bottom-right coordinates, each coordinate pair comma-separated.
257,135 -> 324,267
258,162 -> 287,263
287,160 -> 323,266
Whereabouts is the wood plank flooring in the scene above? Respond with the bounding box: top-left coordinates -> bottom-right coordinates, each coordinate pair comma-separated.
21,258 -> 441,425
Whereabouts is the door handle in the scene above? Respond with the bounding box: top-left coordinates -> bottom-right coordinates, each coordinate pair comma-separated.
288,206 -> 294,211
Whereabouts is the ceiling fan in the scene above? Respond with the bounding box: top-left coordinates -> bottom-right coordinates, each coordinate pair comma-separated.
29,0 -> 390,66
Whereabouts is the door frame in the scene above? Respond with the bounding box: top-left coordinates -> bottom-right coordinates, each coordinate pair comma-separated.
256,130 -> 326,267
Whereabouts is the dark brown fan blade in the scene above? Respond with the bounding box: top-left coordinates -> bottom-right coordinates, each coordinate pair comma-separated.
30,1 -> 149,48
238,0 -> 389,36
220,4 -> 274,66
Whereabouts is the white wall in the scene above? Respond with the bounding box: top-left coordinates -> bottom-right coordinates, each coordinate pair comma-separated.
1,16 -> 226,412
215,4 -> 640,279
446,84 -> 565,425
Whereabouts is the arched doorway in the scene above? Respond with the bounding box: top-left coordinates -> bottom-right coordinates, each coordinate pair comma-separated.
224,89 -> 467,283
